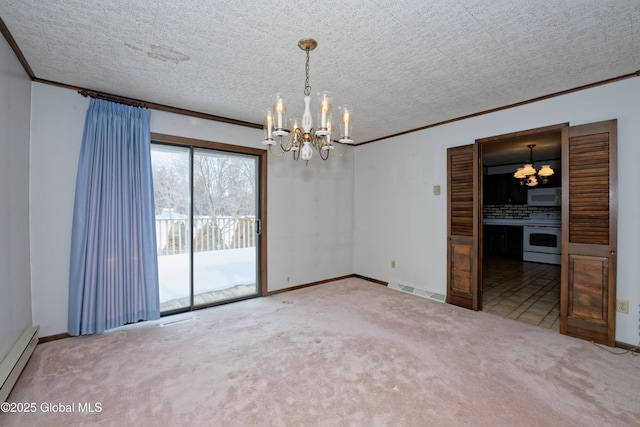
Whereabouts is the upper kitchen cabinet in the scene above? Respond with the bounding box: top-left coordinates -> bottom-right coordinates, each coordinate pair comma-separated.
483,173 -> 527,204
484,169 -> 561,205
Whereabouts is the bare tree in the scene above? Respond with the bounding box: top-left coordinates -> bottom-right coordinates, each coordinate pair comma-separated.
193,152 -> 255,250
151,146 -> 256,252
151,148 -> 189,216
194,153 -> 255,218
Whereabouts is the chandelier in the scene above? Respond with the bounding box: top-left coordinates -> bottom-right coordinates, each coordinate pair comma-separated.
261,38 -> 353,163
513,144 -> 554,187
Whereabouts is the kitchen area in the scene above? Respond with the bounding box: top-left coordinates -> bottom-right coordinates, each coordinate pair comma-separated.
483,186 -> 561,265
481,137 -> 562,329
482,135 -> 562,265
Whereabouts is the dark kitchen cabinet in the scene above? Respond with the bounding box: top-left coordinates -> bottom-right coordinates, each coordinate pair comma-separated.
483,173 -> 527,204
541,169 -> 562,187
484,169 -> 562,205
483,225 -> 523,259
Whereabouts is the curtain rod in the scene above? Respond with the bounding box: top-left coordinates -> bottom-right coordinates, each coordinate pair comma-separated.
78,89 -> 147,108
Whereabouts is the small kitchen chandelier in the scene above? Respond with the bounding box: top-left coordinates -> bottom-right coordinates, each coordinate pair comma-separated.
261,38 -> 353,164
514,144 -> 554,187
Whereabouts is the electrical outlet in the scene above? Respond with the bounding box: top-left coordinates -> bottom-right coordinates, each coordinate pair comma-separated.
391,260 -> 396,268
616,299 -> 628,314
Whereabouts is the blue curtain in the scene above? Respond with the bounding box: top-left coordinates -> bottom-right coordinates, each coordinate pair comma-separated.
68,99 -> 160,336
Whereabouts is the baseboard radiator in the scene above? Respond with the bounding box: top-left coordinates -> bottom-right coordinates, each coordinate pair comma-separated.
0,326 -> 39,402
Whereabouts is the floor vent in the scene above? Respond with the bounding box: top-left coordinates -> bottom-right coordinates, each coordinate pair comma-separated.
388,282 -> 445,303
160,316 -> 196,327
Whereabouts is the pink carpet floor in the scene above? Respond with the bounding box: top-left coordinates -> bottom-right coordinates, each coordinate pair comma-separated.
2,277 -> 639,426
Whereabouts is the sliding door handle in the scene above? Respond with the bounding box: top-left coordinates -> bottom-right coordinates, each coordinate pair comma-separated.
255,219 -> 262,236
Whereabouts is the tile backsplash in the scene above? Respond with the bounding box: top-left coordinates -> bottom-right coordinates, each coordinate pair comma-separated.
484,204 -> 560,219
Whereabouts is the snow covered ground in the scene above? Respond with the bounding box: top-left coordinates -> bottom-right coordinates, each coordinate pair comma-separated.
157,248 -> 256,303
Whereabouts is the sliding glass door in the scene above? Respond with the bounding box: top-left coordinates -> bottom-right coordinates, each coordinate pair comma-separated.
151,143 -> 261,314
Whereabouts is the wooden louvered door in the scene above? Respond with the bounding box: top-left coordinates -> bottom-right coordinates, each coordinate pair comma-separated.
447,145 -> 479,310
561,120 -> 617,346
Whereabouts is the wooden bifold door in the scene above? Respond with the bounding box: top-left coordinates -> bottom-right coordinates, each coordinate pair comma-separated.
560,120 -> 617,346
446,144 -> 479,310
446,120 -> 617,346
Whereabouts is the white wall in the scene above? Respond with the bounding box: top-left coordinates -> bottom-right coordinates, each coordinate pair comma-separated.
354,77 -> 640,345
0,35 -> 33,359
29,83 -> 354,337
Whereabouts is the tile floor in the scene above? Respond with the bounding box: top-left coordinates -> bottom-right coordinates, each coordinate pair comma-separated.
482,256 -> 560,330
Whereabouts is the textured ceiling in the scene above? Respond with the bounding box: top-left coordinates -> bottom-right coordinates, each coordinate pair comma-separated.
481,132 -> 561,167
1,0 -> 639,148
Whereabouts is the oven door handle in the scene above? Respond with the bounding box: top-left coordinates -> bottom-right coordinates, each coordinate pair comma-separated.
525,226 -> 561,230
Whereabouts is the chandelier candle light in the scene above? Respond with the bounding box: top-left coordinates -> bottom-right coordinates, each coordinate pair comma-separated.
513,144 -> 554,187
262,38 -> 353,164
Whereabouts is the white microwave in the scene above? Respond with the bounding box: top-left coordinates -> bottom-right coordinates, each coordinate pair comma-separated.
528,187 -> 561,206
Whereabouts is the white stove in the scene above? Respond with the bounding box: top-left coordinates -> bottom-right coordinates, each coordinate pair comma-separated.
523,212 -> 561,264
526,211 -> 561,226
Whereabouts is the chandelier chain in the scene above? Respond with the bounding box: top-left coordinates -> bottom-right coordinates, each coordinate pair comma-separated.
304,49 -> 311,97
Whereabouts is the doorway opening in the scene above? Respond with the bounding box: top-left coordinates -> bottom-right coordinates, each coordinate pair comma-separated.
479,130 -> 562,330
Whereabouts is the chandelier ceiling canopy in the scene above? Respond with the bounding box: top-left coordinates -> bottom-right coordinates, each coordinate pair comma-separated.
513,144 -> 554,187
261,38 -> 353,164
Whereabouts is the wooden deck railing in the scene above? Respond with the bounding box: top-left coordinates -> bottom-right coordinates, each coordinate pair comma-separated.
156,216 -> 255,255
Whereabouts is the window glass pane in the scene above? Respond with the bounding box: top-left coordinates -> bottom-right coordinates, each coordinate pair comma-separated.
192,149 -> 257,305
151,145 -> 191,312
